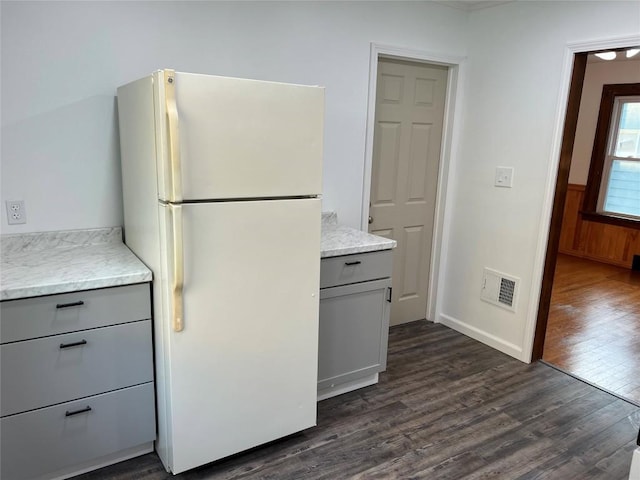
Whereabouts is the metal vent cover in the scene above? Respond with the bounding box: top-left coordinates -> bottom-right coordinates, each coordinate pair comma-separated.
498,278 -> 516,307
481,268 -> 519,312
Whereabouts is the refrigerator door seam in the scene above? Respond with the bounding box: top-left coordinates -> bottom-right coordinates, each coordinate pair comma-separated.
159,195 -> 321,205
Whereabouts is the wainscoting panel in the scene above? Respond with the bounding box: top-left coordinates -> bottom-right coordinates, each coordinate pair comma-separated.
559,184 -> 640,268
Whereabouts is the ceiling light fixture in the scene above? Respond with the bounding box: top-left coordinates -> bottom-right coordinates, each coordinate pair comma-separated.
626,48 -> 640,58
595,51 -> 617,61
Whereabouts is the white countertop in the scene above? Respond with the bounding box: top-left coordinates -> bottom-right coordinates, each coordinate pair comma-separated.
1,215 -> 394,301
0,228 -> 152,301
320,212 -> 396,258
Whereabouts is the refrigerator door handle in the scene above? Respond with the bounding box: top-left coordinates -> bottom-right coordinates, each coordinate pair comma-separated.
169,203 -> 185,332
164,69 -> 183,203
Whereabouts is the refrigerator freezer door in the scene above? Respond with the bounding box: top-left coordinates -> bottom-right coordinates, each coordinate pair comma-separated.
158,71 -> 324,201
162,198 -> 321,474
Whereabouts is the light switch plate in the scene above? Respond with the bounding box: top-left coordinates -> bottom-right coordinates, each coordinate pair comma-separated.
495,167 -> 514,188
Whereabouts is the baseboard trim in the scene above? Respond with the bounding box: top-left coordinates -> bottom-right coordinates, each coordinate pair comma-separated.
47,442 -> 154,480
558,249 -> 633,269
317,373 -> 379,401
439,313 -> 524,361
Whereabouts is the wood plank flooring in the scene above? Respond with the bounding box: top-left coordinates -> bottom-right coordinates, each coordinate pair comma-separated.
77,321 -> 640,480
543,254 -> 640,405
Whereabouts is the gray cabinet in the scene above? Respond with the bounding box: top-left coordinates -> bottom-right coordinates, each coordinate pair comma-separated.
318,250 -> 392,400
0,284 -> 156,480
0,284 -> 151,343
1,384 -> 155,480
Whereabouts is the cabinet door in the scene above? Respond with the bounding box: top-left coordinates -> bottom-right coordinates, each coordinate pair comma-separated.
318,278 -> 391,393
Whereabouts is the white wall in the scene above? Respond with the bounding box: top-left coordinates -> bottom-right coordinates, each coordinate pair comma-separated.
0,1 -> 468,234
569,58 -> 640,184
438,1 -> 640,361
5,0 -> 640,363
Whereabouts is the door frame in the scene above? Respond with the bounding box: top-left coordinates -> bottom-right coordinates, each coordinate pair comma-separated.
523,34 -> 640,362
361,43 -> 466,322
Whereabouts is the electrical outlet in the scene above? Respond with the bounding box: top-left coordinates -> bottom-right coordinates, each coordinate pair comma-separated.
5,200 -> 26,225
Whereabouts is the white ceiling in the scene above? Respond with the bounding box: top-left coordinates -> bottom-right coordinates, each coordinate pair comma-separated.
588,50 -> 640,63
434,1 -> 513,11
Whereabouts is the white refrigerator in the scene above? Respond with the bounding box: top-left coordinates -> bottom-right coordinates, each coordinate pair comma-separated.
117,70 -> 323,474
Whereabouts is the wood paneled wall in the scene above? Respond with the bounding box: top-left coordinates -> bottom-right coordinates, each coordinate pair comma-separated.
558,184 -> 640,268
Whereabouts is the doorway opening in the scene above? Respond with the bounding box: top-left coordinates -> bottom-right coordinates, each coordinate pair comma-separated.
533,45 -> 640,406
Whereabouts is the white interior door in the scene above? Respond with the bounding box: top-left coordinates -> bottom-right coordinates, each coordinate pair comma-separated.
369,58 -> 447,326
166,198 -> 320,474
172,72 -> 324,200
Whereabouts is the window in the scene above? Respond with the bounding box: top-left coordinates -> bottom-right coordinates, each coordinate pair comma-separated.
600,97 -> 640,217
583,84 -> 640,226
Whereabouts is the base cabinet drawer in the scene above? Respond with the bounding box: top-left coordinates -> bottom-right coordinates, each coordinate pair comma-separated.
320,250 -> 392,289
0,284 -> 151,344
0,383 -> 156,480
1,320 -> 153,416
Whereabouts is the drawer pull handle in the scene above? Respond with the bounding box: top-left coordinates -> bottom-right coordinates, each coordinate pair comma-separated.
65,406 -> 92,417
56,301 -> 85,309
387,287 -> 393,303
59,339 -> 88,349
344,261 -> 362,266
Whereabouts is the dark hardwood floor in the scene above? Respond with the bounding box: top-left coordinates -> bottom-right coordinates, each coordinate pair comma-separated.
543,254 -> 640,405
78,321 -> 640,480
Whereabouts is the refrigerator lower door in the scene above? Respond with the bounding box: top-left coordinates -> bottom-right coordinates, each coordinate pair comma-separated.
162,198 -> 320,474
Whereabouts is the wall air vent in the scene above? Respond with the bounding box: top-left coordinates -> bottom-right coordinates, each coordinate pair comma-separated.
480,268 -> 519,312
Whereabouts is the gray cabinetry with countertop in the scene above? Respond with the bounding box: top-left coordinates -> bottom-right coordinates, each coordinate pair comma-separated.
0,228 -> 156,480
318,215 -> 395,400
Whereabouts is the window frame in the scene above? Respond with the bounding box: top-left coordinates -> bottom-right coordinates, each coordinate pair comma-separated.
582,83 -> 640,229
